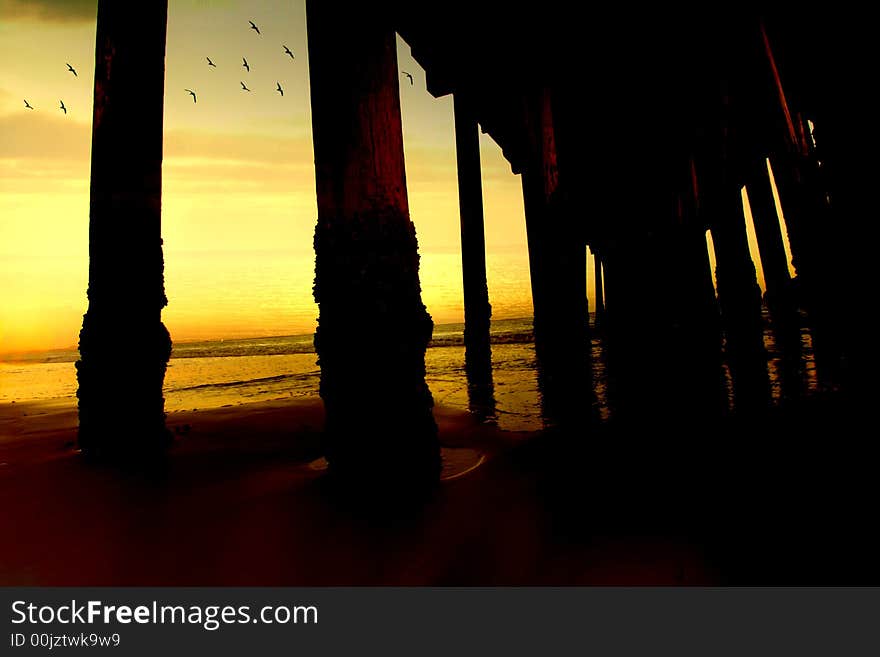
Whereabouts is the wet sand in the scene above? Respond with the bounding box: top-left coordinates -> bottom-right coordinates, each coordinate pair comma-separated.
0,398 -> 715,585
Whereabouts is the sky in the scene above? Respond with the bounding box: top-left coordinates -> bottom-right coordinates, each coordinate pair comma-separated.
0,0 -> 555,355
0,0 -> 789,356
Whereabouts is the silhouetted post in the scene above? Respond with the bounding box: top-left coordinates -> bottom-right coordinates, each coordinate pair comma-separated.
707,183 -> 771,412
683,159 -> 720,329
765,153 -> 821,284
745,161 -> 791,302
759,20 -> 845,386
745,160 -> 803,397
306,2 -> 439,488
661,184 -> 723,418
520,88 -> 589,362
761,9 -> 877,400
593,252 -> 605,328
453,97 -> 493,382
520,88 -> 590,424
453,95 -> 496,422
521,168 -> 549,335
76,1 -> 172,457
601,181 -> 722,423
801,109 -> 873,394
766,150 -> 845,385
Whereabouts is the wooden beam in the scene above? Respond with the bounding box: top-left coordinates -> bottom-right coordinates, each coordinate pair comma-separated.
306,1 -> 440,487
76,1 -> 171,458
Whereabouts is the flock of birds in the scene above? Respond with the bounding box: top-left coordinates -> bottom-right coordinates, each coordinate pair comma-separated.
22,19 -> 417,114
184,20 -> 293,103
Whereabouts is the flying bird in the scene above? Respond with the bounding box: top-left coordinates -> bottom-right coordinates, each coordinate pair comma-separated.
283,45 -> 294,59
59,100 -> 67,114
185,88 -> 197,103
240,81 -> 251,92
206,57 -> 216,67
66,63 -> 77,77
276,82 -> 283,96
242,57 -> 250,72
249,20 -> 261,35
401,71 -> 413,85
23,99 -> 34,110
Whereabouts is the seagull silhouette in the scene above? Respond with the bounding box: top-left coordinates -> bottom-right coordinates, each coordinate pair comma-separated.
402,71 -> 414,85
276,82 -> 283,96
206,57 -> 216,67
249,20 -> 261,35
283,45 -> 295,59
59,100 -> 67,114
66,63 -> 77,77
240,81 -> 251,92
23,99 -> 34,110
185,89 -> 197,103
242,57 -> 250,72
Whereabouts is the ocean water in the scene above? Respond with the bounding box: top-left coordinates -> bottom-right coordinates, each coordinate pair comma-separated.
0,318 -> 549,432
0,313 -> 818,432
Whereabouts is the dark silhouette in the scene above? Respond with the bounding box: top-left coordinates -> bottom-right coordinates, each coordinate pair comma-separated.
242,57 -> 249,72
401,70 -> 413,85
249,20 -> 261,35
59,100 -> 66,114
745,162 -> 804,399
66,63 -> 77,76
23,99 -> 33,109
284,45 -> 294,59
185,88 -> 197,103
55,1 -> 875,585
206,56 -> 216,67
519,87 -> 593,425
76,0 -> 171,458
592,254 -> 605,328
703,170 -> 771,413
453,95 -> 494,411
307,1 -> 439,493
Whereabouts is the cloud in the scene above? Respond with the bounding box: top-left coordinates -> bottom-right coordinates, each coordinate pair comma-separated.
163,130 -> 313,166
0,111 -> 91,160
0,0 -> 97,22
0,112 -> 316,194
0,109 -> 313,162
0,0 -> 240,22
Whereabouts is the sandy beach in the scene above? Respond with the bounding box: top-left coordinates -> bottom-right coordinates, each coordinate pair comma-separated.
0,397 -> 720,586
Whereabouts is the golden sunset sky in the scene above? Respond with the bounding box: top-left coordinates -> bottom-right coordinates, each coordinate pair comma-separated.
0,0 -> 554,355
0,0 -> 789,357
